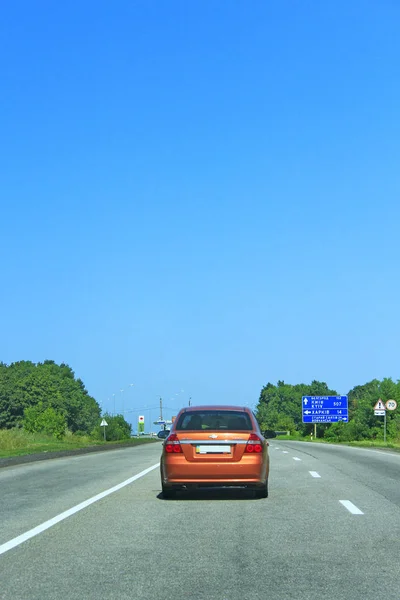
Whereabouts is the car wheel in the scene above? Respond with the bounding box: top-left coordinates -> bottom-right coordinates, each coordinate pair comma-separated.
162,484 -> 177,499
254,479 -> 268,499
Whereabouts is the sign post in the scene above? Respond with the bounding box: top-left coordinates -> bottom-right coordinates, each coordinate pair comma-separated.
373,399 -> 387,442
373,398 -> 399,443
100,418 -> 108,441
382,407 -> 386,443
302,396 -> 349,439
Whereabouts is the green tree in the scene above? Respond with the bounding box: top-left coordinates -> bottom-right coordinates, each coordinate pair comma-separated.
347,377 -> 400,440
255,379 -> 337,436
0,361 -> 101,433
255,377 -> 400,442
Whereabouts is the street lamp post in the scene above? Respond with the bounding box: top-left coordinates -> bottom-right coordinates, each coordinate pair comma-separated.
129,383 -> 134,415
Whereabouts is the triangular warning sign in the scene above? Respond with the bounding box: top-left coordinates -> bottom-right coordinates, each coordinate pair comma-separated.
373,399 -> 386,411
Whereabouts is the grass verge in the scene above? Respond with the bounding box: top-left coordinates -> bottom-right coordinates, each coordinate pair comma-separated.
340,439 -> 400,451
0,428 -> 159,458
275,434 -> 400,451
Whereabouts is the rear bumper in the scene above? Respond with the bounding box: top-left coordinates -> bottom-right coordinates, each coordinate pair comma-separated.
161,455 -> 269,485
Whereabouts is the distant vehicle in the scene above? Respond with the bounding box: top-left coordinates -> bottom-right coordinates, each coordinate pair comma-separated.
160,405 -> 269,499
157,429 -> 170,439
263,430 -> 277,439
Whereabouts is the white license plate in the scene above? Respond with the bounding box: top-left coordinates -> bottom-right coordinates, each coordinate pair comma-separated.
196,445 -> 231,454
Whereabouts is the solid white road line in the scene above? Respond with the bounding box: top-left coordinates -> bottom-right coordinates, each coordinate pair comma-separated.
339,500 -> 364,515
0,463 -> 160,556
309,471 -> 321,478
282,451 -> 289,454
293,457 -> 301,461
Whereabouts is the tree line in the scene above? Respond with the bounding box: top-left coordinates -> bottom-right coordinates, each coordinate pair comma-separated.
0,360 -> 131,440
2,361 -> 398,443
255,378 -> 400,442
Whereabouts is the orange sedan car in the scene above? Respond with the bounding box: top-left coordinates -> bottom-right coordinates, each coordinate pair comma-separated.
160,405 -> 269,499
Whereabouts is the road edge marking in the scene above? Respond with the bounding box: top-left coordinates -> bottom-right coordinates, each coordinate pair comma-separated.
0,462 -> 160,556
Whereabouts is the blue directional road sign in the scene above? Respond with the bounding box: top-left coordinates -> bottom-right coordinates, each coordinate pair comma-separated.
302,396 -> 348,423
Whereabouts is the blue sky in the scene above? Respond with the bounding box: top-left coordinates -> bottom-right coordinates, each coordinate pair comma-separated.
1,0 -> 399,427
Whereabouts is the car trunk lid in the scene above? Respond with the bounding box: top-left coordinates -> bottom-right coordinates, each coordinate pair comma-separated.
174,431 -> 251,462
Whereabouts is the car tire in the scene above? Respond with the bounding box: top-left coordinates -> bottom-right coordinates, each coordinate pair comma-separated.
254,479 -> 268,499
162,484 -> 177,499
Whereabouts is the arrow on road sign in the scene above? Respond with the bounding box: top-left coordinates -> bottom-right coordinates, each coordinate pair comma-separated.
304,410 -> 311,415
303,399 -> 309,405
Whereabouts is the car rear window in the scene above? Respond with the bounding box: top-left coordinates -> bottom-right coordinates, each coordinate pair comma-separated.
175,410 -> 252,431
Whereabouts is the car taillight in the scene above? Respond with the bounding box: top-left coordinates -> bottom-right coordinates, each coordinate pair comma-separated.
165,433 -> 182,454
245,433 -> 263,453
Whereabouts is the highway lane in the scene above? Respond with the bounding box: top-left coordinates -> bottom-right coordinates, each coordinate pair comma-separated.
275,440 -> 400,507
1,441 -> 399,600
0,442 -> 161,545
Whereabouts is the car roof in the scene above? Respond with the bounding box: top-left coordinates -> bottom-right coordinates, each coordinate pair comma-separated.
179,405 -> 250,413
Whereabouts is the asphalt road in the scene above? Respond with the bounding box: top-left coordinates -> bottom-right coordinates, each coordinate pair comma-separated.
1,440 -> 399,600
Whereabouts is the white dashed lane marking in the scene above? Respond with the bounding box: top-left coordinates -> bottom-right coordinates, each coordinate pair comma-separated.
339,500 -> 364,515
270,452 -> 365,516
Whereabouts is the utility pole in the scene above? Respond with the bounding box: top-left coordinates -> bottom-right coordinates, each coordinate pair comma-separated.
189,397 -> 191,407
159,397 -> 163,420
129,383 -> 134,416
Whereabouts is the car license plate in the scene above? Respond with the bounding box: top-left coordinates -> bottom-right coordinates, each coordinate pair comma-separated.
196,445 -> 231,454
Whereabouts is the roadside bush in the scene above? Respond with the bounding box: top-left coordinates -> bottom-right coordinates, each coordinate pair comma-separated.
324,422 -> 345,442
0,428 -> 31,450
324,420 -> 377,442
387,415 -> 400,441
275,415 -> 297,435
91,414 -> 132,441
23,402 -> 66,439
